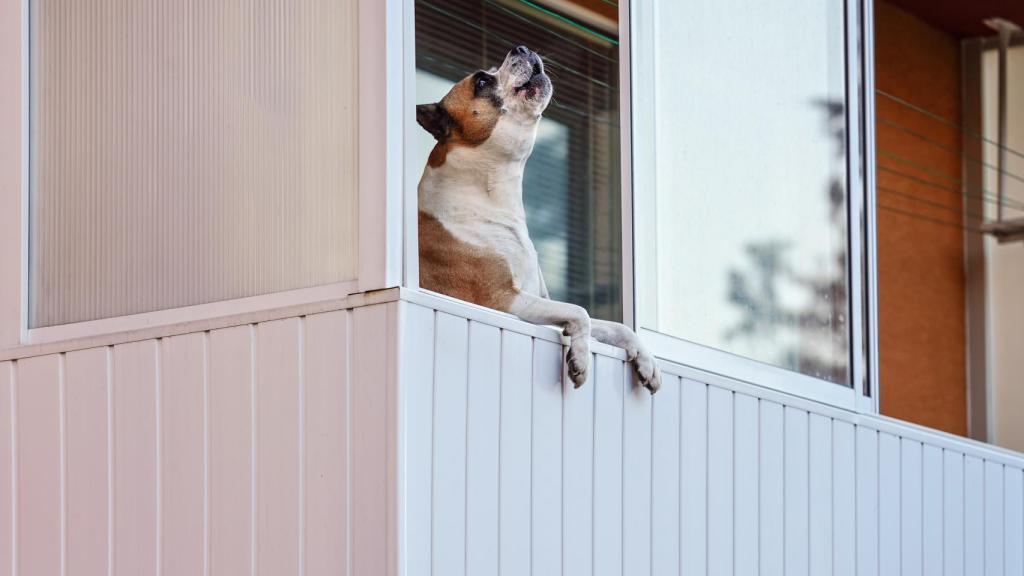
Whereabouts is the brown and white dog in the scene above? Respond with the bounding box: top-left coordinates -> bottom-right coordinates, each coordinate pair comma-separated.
416,46 -> 661,393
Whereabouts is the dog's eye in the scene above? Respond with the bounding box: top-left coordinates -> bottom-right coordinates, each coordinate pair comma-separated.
477,78 -> 488,89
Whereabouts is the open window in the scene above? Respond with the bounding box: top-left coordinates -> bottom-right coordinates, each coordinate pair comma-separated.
630,0 -> 871,409
414,0 -> 624,321
411,0 -> 875,410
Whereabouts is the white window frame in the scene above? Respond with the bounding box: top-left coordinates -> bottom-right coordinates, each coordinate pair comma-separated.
627,0 -> 879,412
401,0 -> 879,412
0,0 -> 407,354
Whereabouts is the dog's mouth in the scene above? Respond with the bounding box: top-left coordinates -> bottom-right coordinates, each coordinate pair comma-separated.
514,63 -> 547,95
513,61 -> 544,92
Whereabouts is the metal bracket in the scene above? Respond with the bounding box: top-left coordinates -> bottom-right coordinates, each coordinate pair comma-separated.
981,217 -> 1024,244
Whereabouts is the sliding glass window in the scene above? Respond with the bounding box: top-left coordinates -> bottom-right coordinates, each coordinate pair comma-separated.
633,0 -> 856,387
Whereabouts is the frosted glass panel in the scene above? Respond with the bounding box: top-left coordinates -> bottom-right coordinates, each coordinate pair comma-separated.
636,0 -> 851,384
30,0 -> 358,328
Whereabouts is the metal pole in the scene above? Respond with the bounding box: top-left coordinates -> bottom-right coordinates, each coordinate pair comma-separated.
997,24 -> 1009,222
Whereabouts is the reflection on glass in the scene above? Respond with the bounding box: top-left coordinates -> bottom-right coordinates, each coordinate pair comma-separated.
639,0 -> 850,384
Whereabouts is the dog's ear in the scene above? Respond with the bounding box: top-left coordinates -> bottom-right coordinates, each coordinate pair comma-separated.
417,103 -> 452,142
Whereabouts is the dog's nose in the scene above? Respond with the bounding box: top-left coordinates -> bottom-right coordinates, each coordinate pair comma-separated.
513,45 -> 530,56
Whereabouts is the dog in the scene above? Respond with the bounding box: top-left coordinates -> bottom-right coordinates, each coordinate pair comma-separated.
416,45 -> 661,393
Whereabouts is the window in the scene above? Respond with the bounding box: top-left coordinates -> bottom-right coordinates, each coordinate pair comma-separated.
29,0 -> 359,328
414,0 -> 623,321
631,0 -> 868,399
409,0 -> 872,406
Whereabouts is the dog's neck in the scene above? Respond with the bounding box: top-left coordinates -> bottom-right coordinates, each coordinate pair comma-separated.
419,119 -> 539,220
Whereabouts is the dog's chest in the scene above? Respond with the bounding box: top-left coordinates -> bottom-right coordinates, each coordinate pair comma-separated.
421,188 -> 543,295
447,210 -> 542,293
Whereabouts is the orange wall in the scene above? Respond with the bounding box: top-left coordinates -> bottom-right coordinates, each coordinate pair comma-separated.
875,2 -> 967,435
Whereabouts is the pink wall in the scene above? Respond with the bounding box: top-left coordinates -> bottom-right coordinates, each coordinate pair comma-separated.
0,303 -> 396,576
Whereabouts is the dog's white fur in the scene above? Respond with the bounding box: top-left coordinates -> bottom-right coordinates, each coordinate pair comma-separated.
418,47 -> 661,392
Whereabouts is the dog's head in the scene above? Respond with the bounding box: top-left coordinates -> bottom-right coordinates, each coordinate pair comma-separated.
417,45 -> 552,165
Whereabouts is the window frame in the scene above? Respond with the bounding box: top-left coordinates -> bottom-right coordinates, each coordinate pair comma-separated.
0,0 -> 407,354
626,0 -> 879,411
401,0 -> 879,411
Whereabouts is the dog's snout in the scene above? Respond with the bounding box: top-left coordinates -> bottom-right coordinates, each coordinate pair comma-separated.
513,45 -> 530,56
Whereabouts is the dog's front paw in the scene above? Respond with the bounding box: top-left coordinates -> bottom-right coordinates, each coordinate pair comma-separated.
634,350 -> 661,394
566,338 -> 591,388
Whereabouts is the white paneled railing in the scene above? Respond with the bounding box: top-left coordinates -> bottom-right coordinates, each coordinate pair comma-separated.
2,288 -> 1023,575
398,290 -> 1024,576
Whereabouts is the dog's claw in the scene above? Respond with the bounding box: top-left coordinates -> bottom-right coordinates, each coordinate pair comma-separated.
633,350 -> 661,394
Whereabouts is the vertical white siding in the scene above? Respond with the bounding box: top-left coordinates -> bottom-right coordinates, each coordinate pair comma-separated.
65,348 -> 109,575
15,356 -> 61,576
531,339 -> 564,576
397,297 -> 1024,576
592,354 -> 624,576
563,353 -> 595,576
900,439 -> 923,576
432,313 -> 469,576
922,445 -> 943,576
3,302 -> 394,576
879,433 -> 900,576
707,387 -> 733,576
255,318 -> 302,576
465,322 -> 501,576
303,310 -> 351,576
733,393 -> 759,576
651,376 -> 681,576
856,427 -> 880,576
498,331 -> 533,576
833,421 -> 856,576
760,400 -> 784,576
7,293 -> 1024,576
0,363 -> 13,576
159,334 -> 205,576
623,368 -> 652,576
809,413 -> 833,576
681,379 -> 708,575
944,451 -> 966,576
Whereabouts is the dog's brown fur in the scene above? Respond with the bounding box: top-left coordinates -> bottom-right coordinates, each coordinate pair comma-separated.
424,75 -> 503,168
418,210 -> 519,310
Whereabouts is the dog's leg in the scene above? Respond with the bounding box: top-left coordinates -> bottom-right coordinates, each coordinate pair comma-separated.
590,319 -> 662,393
507,292 -> 591,388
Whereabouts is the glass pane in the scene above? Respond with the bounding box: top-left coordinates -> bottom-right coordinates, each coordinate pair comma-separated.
30,0 -> 358,328
637,0 -> 850,384
415,0 -> 622,321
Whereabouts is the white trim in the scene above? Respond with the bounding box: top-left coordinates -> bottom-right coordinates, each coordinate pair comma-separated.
628,0 -> 657,331
399,288 -> 629,362
19,0 -> 29,346
846,0 -> 868,408
618,0 -> 635,329
358,0 -> 406,293
25,280 -> 358,345
848,0 -> 880,413
862,0 -> 881,414
639,328 -> 858,411
0,281 -> 385,362
0,0 -> 26,349
402,0 -> 419,290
